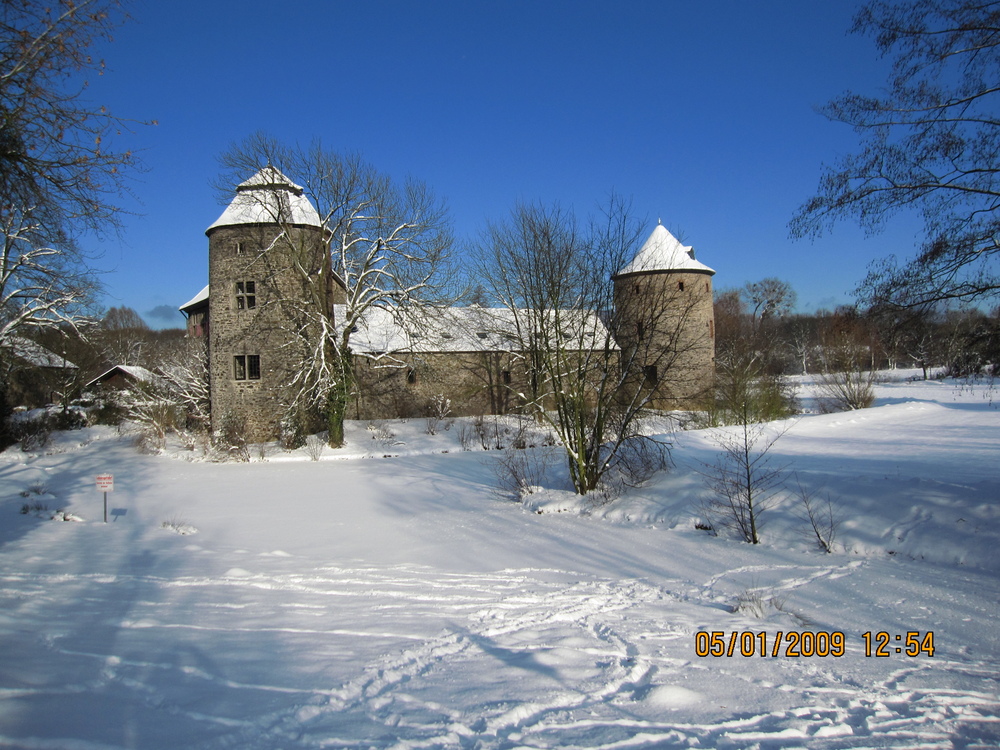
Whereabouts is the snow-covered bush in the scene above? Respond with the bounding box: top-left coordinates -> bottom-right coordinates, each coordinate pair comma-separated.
215,411 -> 250,462
424,394 -> 452,435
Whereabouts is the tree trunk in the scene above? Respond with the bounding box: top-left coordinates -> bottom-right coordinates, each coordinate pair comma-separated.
327,346 -> 353,448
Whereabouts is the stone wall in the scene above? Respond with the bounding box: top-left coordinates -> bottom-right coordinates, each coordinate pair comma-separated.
613,269 -> 715,409
207,222 -> 329,442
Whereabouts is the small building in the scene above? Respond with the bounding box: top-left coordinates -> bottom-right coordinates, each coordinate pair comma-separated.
1,337 -> 79,406
84,365 -> 162,391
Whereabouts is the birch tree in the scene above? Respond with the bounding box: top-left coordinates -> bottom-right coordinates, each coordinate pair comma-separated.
216,134 -> 454,446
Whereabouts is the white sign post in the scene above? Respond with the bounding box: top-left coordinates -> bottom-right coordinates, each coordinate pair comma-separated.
96,474 -> 114,523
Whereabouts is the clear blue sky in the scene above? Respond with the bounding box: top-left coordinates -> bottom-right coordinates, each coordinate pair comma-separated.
84,0 -> 921,328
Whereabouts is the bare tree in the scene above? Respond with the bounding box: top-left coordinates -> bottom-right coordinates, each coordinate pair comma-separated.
158,337 -> 210,434
743,278 -> 797,329
791,0 -> 1000,308
215,133 -> 454,446
1,0 -> 146,423
708,287 -> 797,426
815,309 -> 879,411
0,207 -> 101,348
95,305 -> 150,366
474,197 -> 691,496
700,420 -> 787,544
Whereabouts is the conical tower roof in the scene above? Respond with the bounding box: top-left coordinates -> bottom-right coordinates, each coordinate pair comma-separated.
615,223 -> 715,277
206,167 -> 322,232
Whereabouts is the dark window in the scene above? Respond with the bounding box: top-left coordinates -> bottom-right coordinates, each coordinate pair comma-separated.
643,365 -> 658,386
236,280 -> 256,310
476,331 -> 488,340
502,370 -> 512,385
234,355 -> 261,381
236,241 -> 246,255
406,368 -> 417,385
678,281 -> 685,291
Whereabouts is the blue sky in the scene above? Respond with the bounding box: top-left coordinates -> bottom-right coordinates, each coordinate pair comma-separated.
84,0 -> 921,328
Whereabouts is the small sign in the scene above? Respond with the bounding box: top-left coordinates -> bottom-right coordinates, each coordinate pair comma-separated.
96,474 -> 114,492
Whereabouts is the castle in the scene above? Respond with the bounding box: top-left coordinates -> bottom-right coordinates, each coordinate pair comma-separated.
180,169 -> 716,441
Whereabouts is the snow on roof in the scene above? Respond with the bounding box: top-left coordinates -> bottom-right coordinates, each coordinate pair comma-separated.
615,224 -> 715,277
179,285 -> 209,312
85,365 -> 161,390
3,337 -> 78,369
337,305 -> 613,355
206,167 -> 322,232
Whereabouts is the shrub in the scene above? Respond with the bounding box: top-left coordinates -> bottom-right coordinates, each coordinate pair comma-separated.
815,370 -> 878,412
215,412 -> 250,462
280,410 -> 307,450
305,434 -> 325,461
9,412 -> 52,451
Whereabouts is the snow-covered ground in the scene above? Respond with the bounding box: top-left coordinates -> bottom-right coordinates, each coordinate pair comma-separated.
0,373 -> 997,749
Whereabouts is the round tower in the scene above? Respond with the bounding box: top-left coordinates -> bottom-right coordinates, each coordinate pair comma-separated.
612,223 -> 716,408
205,167 -> 329,442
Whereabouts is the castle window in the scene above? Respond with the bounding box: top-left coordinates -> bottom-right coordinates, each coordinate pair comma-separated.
678,281 -> 685,292
406,368 -> 417,385
502,370 -> 512,385
234,355 -> 261,380
235,241 -> 247,255
643,365 -> 659,386
236,280 -> 256,310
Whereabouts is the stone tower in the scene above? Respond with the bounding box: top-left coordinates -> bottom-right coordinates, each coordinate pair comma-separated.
206,168 -> 331,442
612,223 -> 716,408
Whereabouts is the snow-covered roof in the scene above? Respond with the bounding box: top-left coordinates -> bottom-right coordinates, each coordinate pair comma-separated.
179,285 -> 209,312
337,305 -> 613,355
615,224 -> 715,277
207,167 -> 322,232
85,365 -> 161,390
3,337 -> 78,369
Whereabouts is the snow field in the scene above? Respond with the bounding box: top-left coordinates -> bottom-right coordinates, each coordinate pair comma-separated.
0,373 -> 996,748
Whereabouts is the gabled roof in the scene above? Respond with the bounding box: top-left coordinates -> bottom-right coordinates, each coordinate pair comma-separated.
615,224 -> 715,277
179,284 -> 209,313
206,167 -> 322,232
85,365 -> 161,390
3,337 -> 78,369
337,305 -> 613,355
